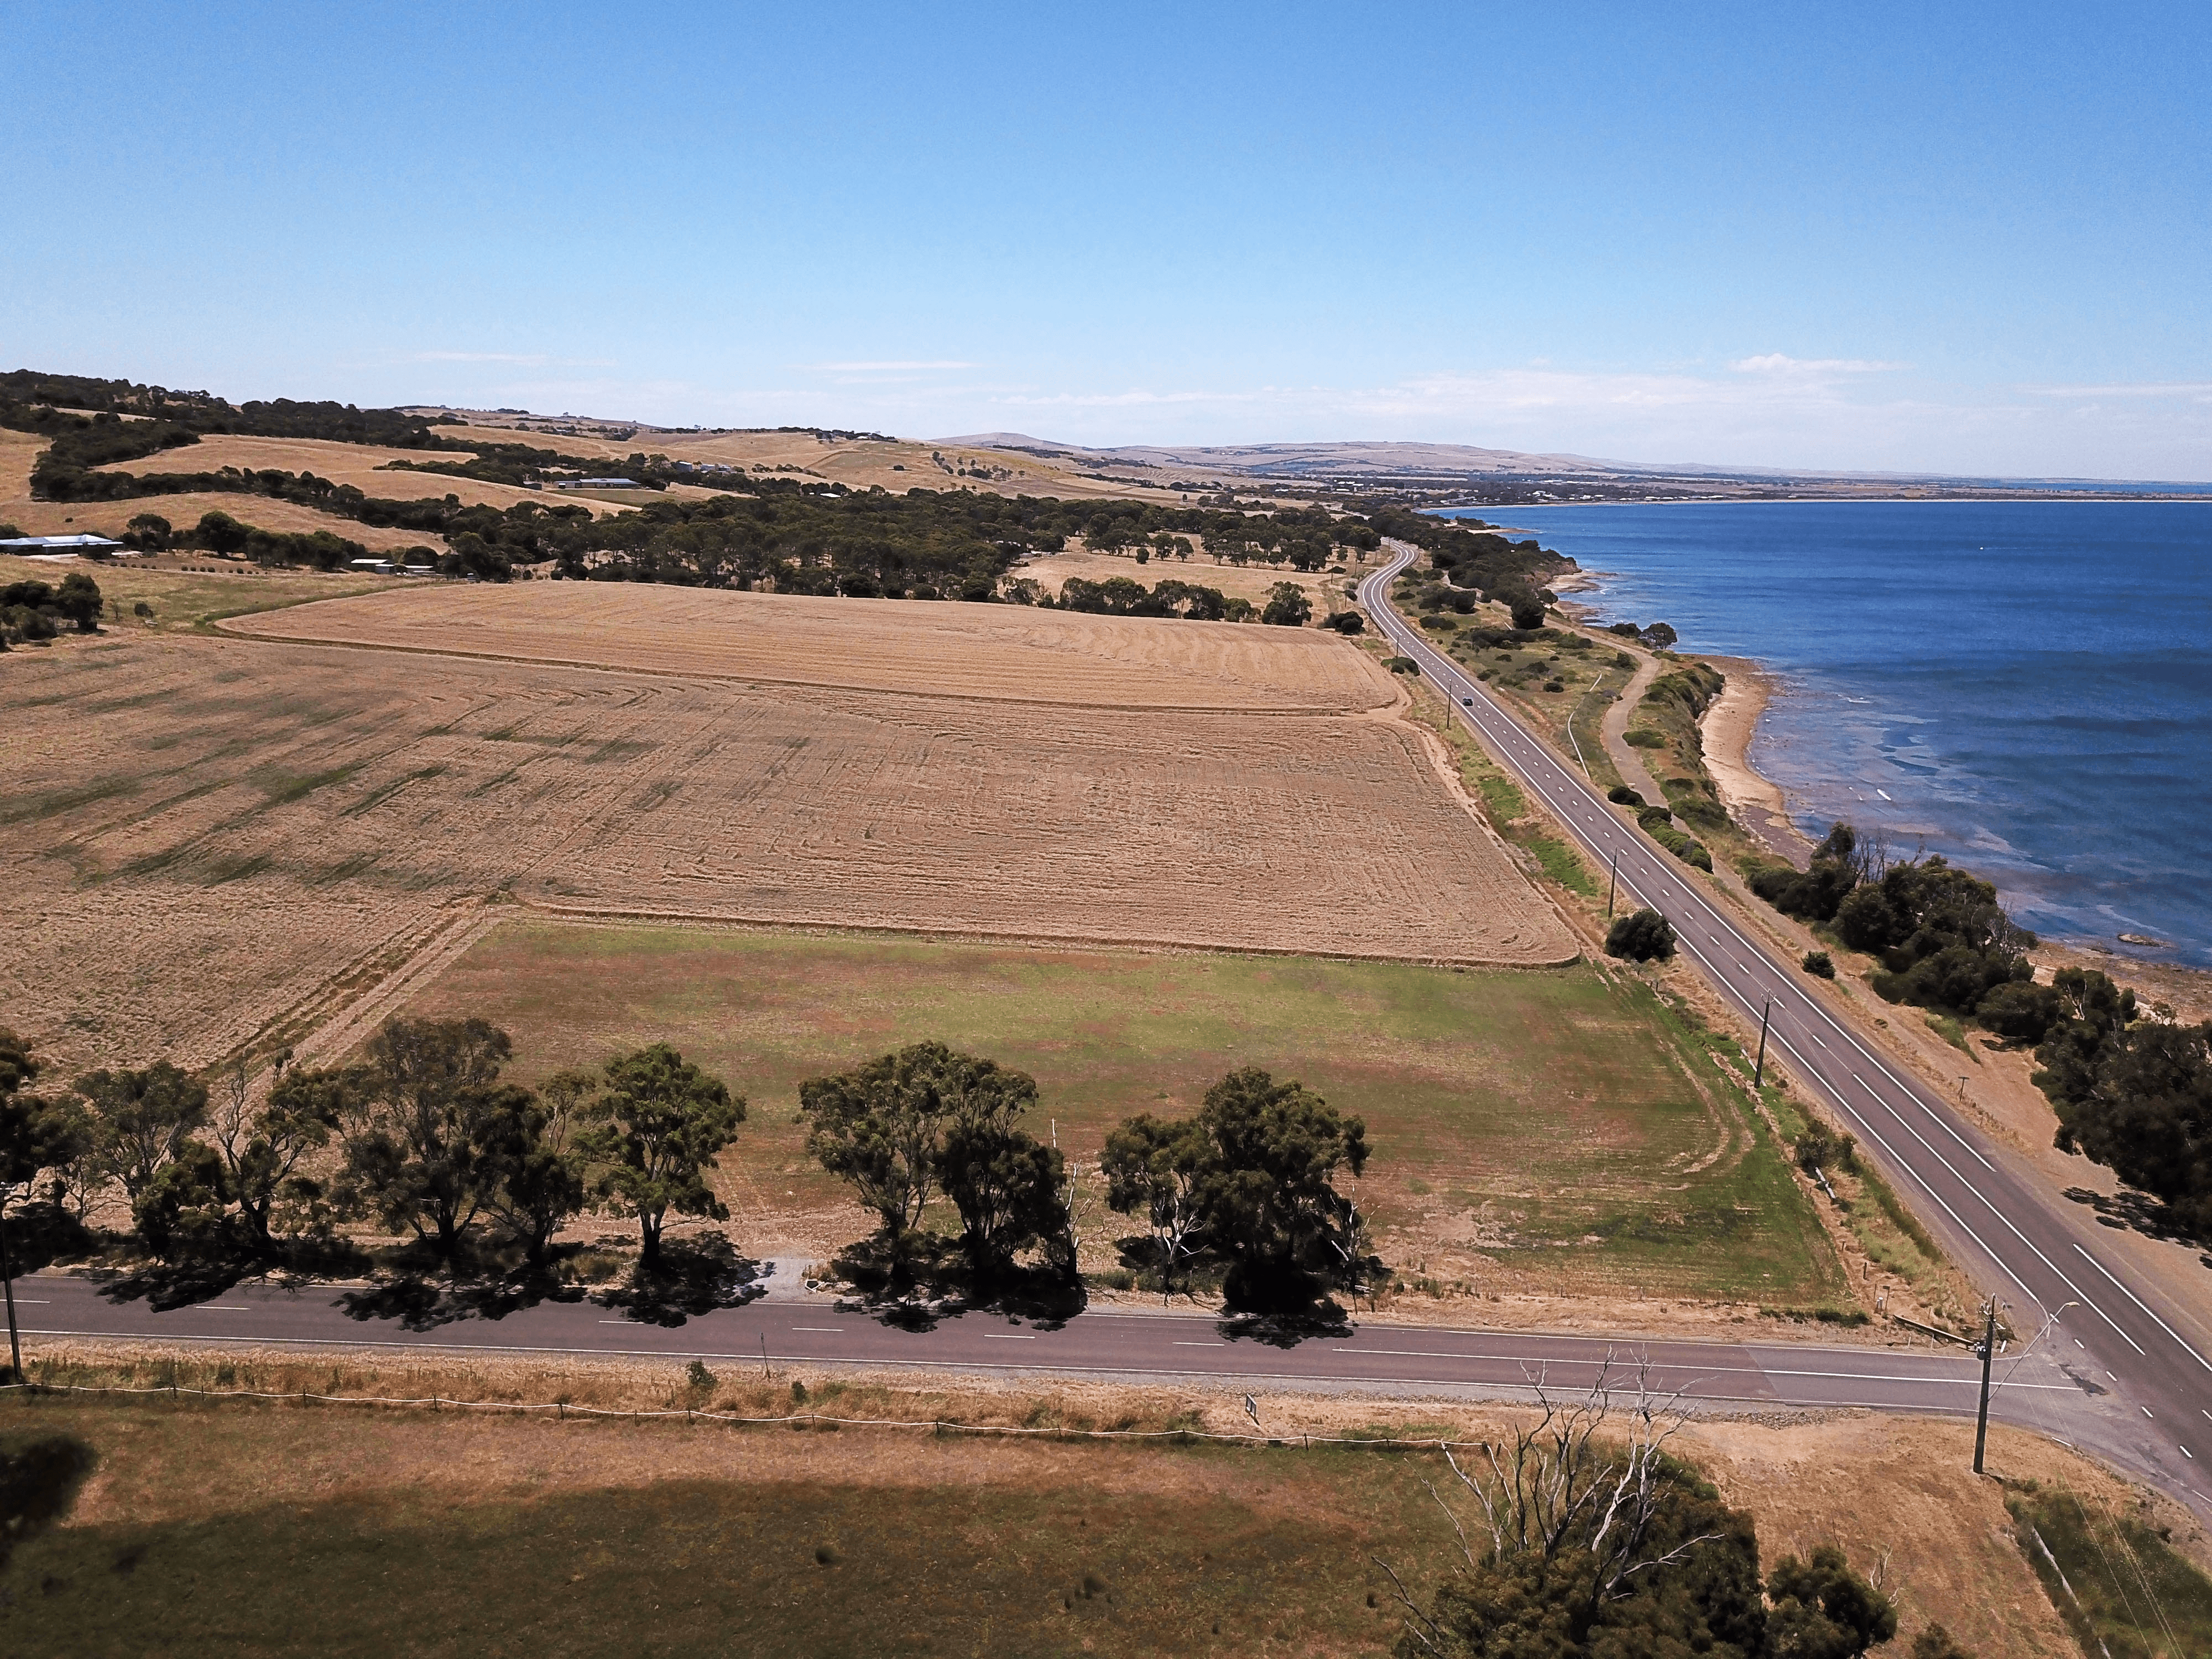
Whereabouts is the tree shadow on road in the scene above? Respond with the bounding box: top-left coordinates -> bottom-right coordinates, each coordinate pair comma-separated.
1213,1305 -> 1354,1349
2062,1185 -> 2212,1261
824,1238 -> 1084,1333
337,1267 -> 586,1332
331,1238 -> 585,1332
594,1232 -> 765,1328
98,1235 -> 369,1314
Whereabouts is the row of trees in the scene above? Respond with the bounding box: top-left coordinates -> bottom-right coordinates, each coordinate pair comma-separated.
797,1045 -> 1377,1313
4,1026 -> 1381,1318
1046,575 -> 1249,622
0,1021 -> 745,1285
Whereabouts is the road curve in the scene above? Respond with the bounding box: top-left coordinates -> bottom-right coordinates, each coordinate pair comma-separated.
1361,541 -> 2212,1512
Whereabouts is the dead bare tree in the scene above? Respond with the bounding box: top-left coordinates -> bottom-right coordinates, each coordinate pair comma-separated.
1376,1358 -> 1725,1656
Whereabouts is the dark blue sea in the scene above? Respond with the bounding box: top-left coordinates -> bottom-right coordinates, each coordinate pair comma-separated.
1441,502 -> 2212,967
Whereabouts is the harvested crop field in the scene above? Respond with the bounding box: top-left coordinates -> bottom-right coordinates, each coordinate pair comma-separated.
221,581 -> 1392,709
1025,545 -> 1366,619
87,431 -> 628,517
428,420 -> 1166,499
2,583 -> 1572,1075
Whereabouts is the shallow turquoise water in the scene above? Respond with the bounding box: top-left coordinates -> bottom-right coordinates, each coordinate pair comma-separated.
1447,502 -> 2212,967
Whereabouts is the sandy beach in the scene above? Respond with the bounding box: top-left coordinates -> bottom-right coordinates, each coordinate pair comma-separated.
1698,655 -> 1813,865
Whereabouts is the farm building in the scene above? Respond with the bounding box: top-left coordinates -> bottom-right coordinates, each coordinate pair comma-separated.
0,533 -> 132,556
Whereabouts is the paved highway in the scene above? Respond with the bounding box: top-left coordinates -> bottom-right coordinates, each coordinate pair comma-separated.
13,1271 -> 2083,1427
1360,541 -> 2212,1510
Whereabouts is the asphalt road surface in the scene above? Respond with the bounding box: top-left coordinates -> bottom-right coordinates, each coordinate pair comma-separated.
13,1271 -> 2089,1429
1360,541 -> 2212,1511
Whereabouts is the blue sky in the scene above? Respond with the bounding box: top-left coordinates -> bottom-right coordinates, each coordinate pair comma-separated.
6,3 -> 2208,477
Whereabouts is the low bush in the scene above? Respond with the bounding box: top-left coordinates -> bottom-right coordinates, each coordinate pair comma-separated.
1793,1119 -> 1856,1175
1606,784 -> 1644,807
1646,820 -> 1713,871
1625,727 -> 1666,748
1802,951 -> 1835,979
1605,908 -> 1677,962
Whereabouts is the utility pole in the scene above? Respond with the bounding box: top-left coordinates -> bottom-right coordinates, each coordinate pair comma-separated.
1973,1300 -> 1997,1475
1753,999 -> 1773,1089
0,1188 -> 21,1383
1606,851 -> 1621,919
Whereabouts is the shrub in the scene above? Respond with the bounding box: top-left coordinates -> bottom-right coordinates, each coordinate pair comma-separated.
1625,728 -> 1666,748
1794,1119 -> 1857,1174
1978,980 -> 2062,1044
1383,656 -> 1420,675
1542,678 -> 1564,692
1645,819 -> 1713,871
1319,610 -> 1364,634
1418,614 -> 1457,631
1606,784 -> 1644,807
1606,908 -> 1677,962
1802,950 -> 1836,979
1751,824 -> 1862,924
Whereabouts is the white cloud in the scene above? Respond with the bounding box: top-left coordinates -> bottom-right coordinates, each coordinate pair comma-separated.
1729,353 -> 1907,375
2022,380 -> 2212,399
803,359 -> 978,372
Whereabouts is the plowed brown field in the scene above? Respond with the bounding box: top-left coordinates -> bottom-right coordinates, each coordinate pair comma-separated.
4,585 -> 1571,1073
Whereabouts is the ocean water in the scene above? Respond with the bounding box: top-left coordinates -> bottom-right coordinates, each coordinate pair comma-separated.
1442,502 -> 2212,967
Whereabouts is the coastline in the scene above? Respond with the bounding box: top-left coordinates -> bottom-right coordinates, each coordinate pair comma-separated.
1697,655 -> 1813,867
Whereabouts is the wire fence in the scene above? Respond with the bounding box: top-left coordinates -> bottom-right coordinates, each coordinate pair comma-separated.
0,1379 -> 1488,1453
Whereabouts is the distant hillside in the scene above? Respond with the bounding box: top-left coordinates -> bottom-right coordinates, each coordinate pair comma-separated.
936,432 -> 1643,479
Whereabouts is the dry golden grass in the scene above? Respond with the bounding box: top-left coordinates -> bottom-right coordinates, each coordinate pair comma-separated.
1,432 -> 461,553
0,491 -> 453,552
9,1343 -> 2135,1658
1029,544 -> 1373,618
88,431 -> 628,518
0,552 -> 394,633
220,580 -> 1394,710
434,420 -> 1185,501
4,586 -> 1569,1075
0,424 -> 45,504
